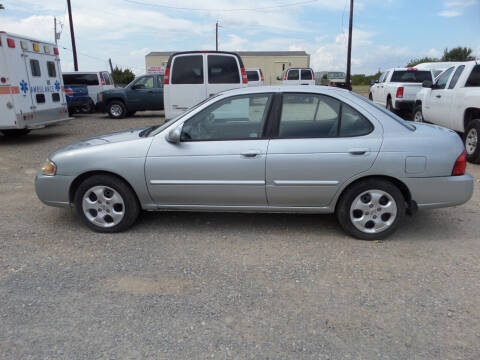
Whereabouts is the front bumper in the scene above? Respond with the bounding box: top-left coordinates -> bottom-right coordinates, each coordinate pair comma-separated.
394,100 -> 415,111
35,173 -> 75,208
403,174 -> 474,209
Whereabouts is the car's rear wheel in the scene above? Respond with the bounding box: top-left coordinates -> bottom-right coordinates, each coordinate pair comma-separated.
1,129 -> 31,137
464,119 -> 480,164
74,174 -> 140,232
369,93 -> 373,101
412,105 -> 424,123
386,97 -> 393,112
108,100 -> 126,119
336,179 -> 406,240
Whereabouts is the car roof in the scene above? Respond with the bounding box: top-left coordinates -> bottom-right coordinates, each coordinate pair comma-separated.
166,50 -> 245,67
216,85 -> 349,97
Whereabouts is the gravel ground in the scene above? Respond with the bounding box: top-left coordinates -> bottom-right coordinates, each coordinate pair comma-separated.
1,112 -> 479,360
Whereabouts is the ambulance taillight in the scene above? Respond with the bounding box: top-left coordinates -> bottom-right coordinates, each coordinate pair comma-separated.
7,38 -> 15,48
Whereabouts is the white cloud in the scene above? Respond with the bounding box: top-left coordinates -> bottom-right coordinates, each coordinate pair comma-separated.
438,0 -> 478,17
438,10 -> 462,17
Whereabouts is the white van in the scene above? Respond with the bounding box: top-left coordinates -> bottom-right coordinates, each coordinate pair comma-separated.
163,51 -> 248,119
246,68 -> 264,87
0,31 -> 70,137
63,71 -> 114,106
282,68 -> 315,86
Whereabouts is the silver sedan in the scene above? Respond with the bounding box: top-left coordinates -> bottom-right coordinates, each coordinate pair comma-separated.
35,86 -> 473,240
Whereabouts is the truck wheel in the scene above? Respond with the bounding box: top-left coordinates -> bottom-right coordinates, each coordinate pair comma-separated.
1,129 -> 31,137
336,179 -> 405,240
386,98 -> 393,112
74,174 -> 140,233
369,93 -> 373,100
464,119 -> 480,164
412,105 -> 424,123
108,101 -> 126,119
81,100 -> 95,114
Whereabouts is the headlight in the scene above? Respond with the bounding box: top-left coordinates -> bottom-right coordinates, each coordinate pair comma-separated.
41,159 -> 56,176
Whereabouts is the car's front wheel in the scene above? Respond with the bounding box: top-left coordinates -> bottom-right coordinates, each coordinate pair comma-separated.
74,174 -> 140,232
464,119 -> 480,163
336,179 -> 406,240
412,105 -> 424,123
107,100 -> 126,119
369,93 -> 373,101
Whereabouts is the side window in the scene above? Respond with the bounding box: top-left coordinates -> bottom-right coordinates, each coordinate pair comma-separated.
301,69 -> 313,80
47,61 -> 56,77
181,94 -> 272,141
247,71 -> 259,82
52,93 -> 60,102
435,67 -> 454,90
465,65 -> 480,87
207,55 -> 240,84
448,66 -> 465,89
340,104 -> 373,137
378,72 -> 385,83
382,71 -> 390,82
279,94 -> 341,138
36,94 -> 45,103
30,59 -> 41,77
287,70 -> 299,80
132,76 -> 154,89
172,55 -> 203,84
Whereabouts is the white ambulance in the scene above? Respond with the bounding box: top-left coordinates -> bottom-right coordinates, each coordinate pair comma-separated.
0,31 -> 70,137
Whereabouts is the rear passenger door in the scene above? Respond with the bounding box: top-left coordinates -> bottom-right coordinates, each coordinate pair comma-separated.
284,69 -> 299,85
206,54 -> 242,97
266,93 -> 382,207
300,69 -> 314,85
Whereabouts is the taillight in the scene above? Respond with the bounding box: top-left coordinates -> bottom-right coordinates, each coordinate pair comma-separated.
452,150 -> 466,176
283,72 -> 287,80
1,77 -> 6,84
101,77 -> 106,85
396,87 -> 404,98
164,67 -> 170,85
241,67 -> 248,84
260,73 -> 264,82
54,47 -> 59,55
65,88 -> 73,97
7,38 -> 15,48
311,71 -> 315,80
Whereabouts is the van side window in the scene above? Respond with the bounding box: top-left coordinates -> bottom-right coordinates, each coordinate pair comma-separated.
30,60 -> 41,77
63,74 -> 99,86
301,69 -> 312,80
247,71 -> 259,82
47,61 -> 56,77
208,55 -> 240,84
287,70 -> 299,80
172,55 -> 203,84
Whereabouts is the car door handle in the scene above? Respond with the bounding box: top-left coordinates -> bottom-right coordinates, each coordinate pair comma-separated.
436,95 -> 441,98
241,150 -> 261,157
349,148 -> 369,155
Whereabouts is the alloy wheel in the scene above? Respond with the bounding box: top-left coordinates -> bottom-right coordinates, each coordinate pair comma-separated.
82,185 -> 125,228
465,128 -> 478,155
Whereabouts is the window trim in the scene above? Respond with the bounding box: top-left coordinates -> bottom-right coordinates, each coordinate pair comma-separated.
179,93 -> 275,142
271,92 -> 374,140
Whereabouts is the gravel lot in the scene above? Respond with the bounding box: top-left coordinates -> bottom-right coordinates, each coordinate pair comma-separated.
1,112 -> 479,359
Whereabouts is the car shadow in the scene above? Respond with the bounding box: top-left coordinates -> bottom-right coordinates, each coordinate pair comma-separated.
0,132 -> 66,145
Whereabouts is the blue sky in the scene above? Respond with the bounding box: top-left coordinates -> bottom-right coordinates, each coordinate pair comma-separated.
1,0 -> 479,75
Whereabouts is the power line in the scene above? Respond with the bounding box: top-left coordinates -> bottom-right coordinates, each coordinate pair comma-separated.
122,0 -> 318,12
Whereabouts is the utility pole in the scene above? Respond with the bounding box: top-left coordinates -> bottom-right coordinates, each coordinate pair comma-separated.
108,58 -> 115,87
54,17 -> 57,45
67,0 -> 78,71
345,0 -> 354,91
216,21 -> 219,51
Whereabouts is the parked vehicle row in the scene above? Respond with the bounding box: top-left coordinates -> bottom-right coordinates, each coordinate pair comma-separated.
281,67 -> 315,86
316,71 -> 348,88
414,61 -> 480,163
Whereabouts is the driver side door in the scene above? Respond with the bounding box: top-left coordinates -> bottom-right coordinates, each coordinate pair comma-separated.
145,93 -> 273,207
127,75 -> 157,110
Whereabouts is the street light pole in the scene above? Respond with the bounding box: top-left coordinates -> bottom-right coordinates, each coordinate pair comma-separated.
67,0 -> 78,71
216,21 -> 219,51
345,0 -> 354,90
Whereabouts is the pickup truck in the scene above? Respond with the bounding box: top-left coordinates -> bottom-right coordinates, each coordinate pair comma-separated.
65,85 -> 93,116
369,68 -> 434,113
96,74 -> 164,118
414,61 -> 480,163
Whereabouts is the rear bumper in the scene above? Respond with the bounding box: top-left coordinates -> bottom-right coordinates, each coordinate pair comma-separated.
35,173 -> 74,208
394,100 -> 415,111
403,174 -> 474,209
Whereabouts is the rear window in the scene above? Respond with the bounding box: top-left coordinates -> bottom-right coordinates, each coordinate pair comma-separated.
30,60 -> 41,77
63,73 -> 99,86
301,69 -> 313,80
287,70 -> 299,80
47,61 -> 56,77
247,71 -> 259,82
208,55 -> 240,84
465,65 -> 480,87
172,55 -> 203,84
390,70 -> 432,83
36,94 -> 45,103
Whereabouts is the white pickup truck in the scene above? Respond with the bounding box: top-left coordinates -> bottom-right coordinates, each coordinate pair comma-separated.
369,68 -> 434,113
414,61 -> 480,163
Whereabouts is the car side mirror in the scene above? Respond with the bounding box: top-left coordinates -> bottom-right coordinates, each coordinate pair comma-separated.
422,80 -> 433,88
166,124 -> 183,143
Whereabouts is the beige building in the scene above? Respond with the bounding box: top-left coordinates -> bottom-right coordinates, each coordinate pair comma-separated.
145,51 -> 310,85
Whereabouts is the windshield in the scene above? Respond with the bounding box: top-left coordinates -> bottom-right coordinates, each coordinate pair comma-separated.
390,70 -> 432,83
150,95 -> 221,136
328,72 -> 346,79
350,92 -> 416,131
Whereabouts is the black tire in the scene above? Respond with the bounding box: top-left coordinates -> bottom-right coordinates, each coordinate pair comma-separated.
369,93 -> 373,101
386,97 -> 393,112
107,100 -> 126,119
74,174 -> 140,233
412,105 -> 424,123
126,111 -> 136,117
336,179 -> 406,240
81,99 -> 95,114
1,129 -> 31,137
464,119 -> 480,164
